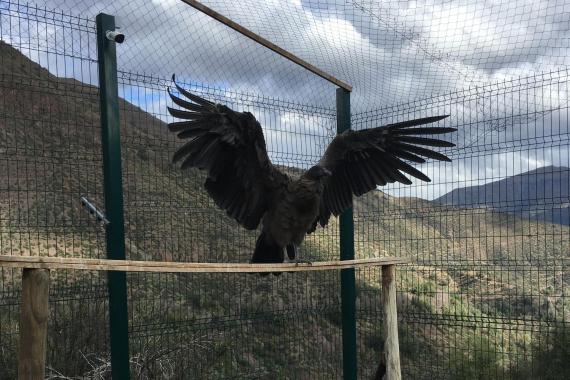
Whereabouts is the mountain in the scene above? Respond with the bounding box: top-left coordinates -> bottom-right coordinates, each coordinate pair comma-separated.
435,166 -> 570,226
1,40 -> 568,379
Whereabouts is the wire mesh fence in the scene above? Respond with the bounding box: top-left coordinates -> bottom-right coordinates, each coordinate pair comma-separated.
118,71 -> 344,378
353,70 -> 570,378
1,0 -> 569,379
0,3 -> 108,378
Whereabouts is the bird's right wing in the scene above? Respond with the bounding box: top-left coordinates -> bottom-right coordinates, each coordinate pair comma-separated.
309,115 -> 455,232
167,76 -> 288,230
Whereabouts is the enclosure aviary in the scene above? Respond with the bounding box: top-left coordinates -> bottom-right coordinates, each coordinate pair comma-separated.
167,76 -> 456,265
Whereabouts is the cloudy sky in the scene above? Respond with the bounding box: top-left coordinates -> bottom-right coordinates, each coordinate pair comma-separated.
1,0 -> 569,199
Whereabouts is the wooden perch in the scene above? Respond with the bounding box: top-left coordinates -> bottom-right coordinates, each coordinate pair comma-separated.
3,255 -> 407,379
0,255 -> 407,273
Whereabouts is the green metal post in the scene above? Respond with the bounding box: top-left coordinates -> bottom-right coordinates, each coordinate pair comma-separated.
337,87 -> 357,380
96,13 -> 130,380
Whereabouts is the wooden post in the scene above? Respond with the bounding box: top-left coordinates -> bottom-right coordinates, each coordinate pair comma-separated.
381,265 -> 401,380
18,268 -> 50,380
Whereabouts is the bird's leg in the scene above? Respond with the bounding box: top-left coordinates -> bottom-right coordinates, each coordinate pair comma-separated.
284,244 -> 312,265
290,244 -> 312,265
285,244 -> 295,262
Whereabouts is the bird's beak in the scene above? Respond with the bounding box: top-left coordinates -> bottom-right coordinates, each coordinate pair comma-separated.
322,168 -> 332,177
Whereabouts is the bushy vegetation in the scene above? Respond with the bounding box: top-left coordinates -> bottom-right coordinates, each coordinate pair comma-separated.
509,323 -> 570,380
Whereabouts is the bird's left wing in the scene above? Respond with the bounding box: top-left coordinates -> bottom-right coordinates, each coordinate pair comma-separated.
167,76 -> 288,230
310,115 -> 456,231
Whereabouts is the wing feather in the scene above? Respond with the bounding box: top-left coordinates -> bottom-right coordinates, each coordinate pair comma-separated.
172,74 -> 215,107
310,115 -> 455,230
392,127 -> 457,135
167,87 -> 209,112
392,142 -> 452,162
167,76 -> 288,230
389,148 -> 426,163
396,136 -> 455,147
169,120 -> 213,133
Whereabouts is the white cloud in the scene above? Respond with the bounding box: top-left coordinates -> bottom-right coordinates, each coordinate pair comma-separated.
150,0 -> 179,9
2,0 -> 569,199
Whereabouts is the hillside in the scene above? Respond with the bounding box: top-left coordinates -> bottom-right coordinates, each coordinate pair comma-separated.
435,166 -> 570,226
0,40 -> 569,379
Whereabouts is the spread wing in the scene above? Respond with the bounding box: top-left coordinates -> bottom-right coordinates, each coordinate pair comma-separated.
167,75 -> 288,230
310,115 -> 455,231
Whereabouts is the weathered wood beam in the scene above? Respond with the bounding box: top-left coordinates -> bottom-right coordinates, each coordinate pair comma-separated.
18,268 -> 50,380
180,0 -> 352,91
0,255 -> 407,273
381,264 -> 402,380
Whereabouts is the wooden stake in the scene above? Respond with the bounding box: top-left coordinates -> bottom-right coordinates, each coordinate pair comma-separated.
381,265 -> 401,380
18,268 -> 50,380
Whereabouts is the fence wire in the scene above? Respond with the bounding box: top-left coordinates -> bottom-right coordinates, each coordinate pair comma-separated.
0,2 -> 108,378
353,70 -> 569,378
0,0 -> 569,379
31,0 -> 570,112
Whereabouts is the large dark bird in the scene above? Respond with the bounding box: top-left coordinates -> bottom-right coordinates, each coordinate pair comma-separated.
167,76 -> 456,266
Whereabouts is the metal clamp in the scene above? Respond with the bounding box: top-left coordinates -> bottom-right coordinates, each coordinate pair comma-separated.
80,196 -> 110,226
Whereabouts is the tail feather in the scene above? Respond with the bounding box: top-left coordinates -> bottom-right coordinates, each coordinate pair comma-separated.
251,232 -> 284,276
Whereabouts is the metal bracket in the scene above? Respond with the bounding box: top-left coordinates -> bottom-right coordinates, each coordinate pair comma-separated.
80,196 -> 110,226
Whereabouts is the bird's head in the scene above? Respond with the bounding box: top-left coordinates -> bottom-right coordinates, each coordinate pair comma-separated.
305,165 -> 332,180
